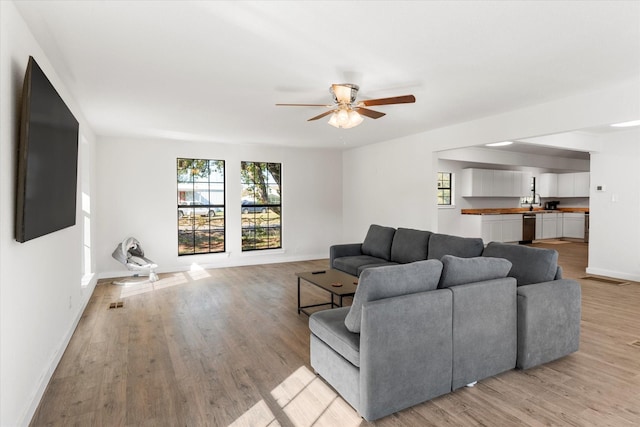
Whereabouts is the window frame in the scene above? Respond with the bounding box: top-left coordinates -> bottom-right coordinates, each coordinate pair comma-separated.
177,158 -> 226,256
240,161 -> 282,252
437,172 -> 454,207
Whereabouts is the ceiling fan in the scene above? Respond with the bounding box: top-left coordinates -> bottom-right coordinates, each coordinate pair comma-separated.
276,84 -> 416,129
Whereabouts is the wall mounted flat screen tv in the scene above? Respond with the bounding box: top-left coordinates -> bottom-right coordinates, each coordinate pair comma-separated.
15,56 -> 79,243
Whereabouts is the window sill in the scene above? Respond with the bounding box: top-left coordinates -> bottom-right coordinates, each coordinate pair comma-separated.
240,248 -> 286,256
437,205 -> 456,210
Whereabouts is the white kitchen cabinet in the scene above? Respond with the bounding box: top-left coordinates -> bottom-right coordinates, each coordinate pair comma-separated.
519,172 -> 533,195
541,213 -> 561,239
545,172 -> 590,197
493,170 -> 509,196
562,213 -> 585,239
461,169 -> 492,197
481,215 -> 503,243
502,214 -> 524,242
481,214 -> 522,243
539,173 -> 558,197
573,172 -> 590,197
557,174 -> 574,197
462,169 -> 533,197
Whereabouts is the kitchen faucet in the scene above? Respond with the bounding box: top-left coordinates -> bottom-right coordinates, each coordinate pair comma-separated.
529,193 -> 542,211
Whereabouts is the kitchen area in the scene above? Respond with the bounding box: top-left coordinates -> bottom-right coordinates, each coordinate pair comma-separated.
458,169 -> 589,244
437,141 -> 591,246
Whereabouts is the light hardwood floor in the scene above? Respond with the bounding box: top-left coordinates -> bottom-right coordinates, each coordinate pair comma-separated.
30,242 -> 640,426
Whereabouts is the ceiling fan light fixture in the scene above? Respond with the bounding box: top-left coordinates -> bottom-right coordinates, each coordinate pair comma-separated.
347,109 -> 363,127
328,108 -> 363,129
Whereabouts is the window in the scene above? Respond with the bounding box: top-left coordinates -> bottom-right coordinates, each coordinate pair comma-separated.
241,161 -> 281,251
437,172 -> 453,206
177,159 -> 225,255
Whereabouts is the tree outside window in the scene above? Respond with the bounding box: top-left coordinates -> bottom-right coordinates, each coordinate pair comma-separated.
177,158 -> 225,255
438,172 -> 453,206
241,161 -> 281,251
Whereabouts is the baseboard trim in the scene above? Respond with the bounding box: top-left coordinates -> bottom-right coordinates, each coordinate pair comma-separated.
21,274 -> 99,426
585,267 -> 640,283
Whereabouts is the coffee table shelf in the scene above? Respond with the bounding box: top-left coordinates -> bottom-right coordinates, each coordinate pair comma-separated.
296,269 -> 358,316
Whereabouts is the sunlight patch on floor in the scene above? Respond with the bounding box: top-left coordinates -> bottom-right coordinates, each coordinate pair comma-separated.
186,263 -> 212,280
230,366 -> 361,427
118,273 -> 189,298
228,400 -> 281,427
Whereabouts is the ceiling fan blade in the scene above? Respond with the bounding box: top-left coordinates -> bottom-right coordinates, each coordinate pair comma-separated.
307,110 -> 335,121
358,95 -> 416,107
356,108 -> 386,119
276,103 -> 332,107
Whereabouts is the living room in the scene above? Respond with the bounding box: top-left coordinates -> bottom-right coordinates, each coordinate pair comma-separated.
1,1 -> 639,426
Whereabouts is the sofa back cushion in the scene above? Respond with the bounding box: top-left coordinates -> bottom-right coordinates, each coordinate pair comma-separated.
361,224 -> 396,261
438,255 -> 512,288
427,233 -> 484,260
482,242 -> 559,286
344,259 -> 443,333
390,228 -> 432,263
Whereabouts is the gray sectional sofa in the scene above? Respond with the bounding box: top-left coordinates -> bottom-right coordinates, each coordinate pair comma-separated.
310,224 -> 581,421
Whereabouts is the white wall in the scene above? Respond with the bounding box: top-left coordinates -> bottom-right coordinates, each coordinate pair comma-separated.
0,2 -> 99,426
342,135 -> 437,242
588,128 -> 640,281
95,137 -> 343,276
343,78 -> 639,279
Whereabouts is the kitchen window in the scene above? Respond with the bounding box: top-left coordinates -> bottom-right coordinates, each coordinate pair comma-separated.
438,172 -> 453,206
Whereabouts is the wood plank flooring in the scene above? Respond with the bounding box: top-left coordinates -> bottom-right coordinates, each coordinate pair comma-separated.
30,242 -> 640,426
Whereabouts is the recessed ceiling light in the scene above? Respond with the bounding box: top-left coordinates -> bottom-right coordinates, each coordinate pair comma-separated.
486,141 -> 513,147
610,119 -> 640,128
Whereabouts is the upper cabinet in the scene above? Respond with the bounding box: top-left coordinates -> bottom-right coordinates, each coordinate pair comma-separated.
539,172 -> 590,197
573,172 -> 590,197
539,173 -> 558,197
461,168 -> 532,197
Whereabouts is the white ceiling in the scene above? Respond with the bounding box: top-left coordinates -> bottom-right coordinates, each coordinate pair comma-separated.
13,1 -> 640,149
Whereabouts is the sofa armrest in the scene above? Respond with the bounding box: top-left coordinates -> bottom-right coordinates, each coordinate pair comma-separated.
359,289 -> 452,421
330,243 -> 363,268
517,279 -> 581,369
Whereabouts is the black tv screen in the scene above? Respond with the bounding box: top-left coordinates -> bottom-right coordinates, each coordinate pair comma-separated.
15,56 -> 79,243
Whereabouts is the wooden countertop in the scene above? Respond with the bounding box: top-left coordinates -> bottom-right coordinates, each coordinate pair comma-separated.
461,207 -> 589,215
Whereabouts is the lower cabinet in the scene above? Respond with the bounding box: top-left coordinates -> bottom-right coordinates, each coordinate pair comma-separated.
481,214 -> 522,243
474,211 -> 586,243
502,215 -> 524,242
562,213 -> 585,239
541,213 -> 562,239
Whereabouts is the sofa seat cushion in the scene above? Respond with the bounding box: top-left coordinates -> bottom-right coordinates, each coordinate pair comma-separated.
482,242 -> 559,286
390,228 -> 432,263
427,233 -> 484,260
344,259 -> 443,333
361,224 -> 396,260
333,255 -> 387,277
438,255 -> 513,288
309,307 -> 360,367
357,261 -> 399,276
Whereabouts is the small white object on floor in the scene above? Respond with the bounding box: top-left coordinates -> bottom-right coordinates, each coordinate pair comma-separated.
466,381 -> 477,388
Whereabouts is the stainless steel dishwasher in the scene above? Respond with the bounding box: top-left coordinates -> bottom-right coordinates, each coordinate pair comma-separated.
521,213 -> 536,244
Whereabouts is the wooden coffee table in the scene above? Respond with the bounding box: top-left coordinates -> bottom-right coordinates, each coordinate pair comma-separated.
296,269 -> 359,316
